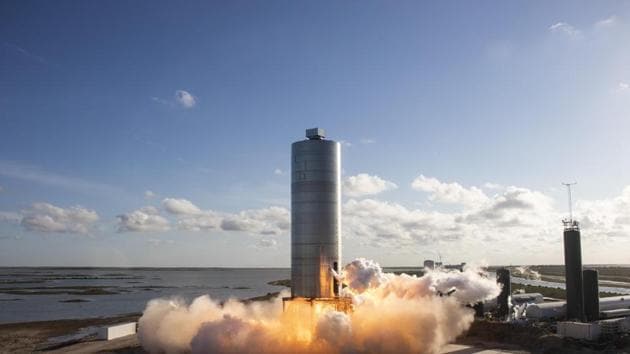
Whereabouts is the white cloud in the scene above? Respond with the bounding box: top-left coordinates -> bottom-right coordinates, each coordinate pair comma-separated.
220,207 -> 290,235
466,187 -> 555,228
117,206 -> 170,233
162,198 -> 202,215
175,90 -> 196,108
617,82 -> 629,92
175,211 -> 223,231
110,182 -> 630,257
274,169 -> 284,175
411,175 -> 488,207
123,198 -> 290,236
595,16 -> 617,28
21,203 -> 99,234
145,190 -> 156,199
574,186 -> 630,239
344,174 -> 398,198
343,198 -> 464,245
549,22 -> 581,36
360,138 -> 375,144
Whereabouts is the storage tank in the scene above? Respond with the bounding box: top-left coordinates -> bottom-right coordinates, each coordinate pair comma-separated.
291,128 -> 341,298
526,295 -> 630,320
583,269 -> 600,322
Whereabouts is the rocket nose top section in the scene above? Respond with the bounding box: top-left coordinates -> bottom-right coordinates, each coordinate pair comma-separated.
306,128 -> 325,140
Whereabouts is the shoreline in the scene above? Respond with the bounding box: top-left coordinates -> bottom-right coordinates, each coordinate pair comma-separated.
0,313 -> 142,353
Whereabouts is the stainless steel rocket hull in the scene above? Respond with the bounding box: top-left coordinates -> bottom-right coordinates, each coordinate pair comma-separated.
291,137 -> 341,298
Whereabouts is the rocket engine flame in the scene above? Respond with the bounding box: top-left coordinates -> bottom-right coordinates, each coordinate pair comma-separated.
138,258 -> 500,354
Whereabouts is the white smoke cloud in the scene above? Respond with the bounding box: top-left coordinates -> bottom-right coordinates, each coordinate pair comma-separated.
344,173 -> 397,198
117,206 -> 170,232
338,258 -> 389,293
513,266 -> 541,280
20,202 -> 98,234
138,258 -> 500,354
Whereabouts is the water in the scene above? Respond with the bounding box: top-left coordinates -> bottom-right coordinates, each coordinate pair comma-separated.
0,267 -> 289,324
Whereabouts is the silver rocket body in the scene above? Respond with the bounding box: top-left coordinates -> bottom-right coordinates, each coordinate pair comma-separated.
291,128 -> 341,298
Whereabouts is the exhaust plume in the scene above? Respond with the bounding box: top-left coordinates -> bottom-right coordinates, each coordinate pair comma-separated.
138,258 -> 500,354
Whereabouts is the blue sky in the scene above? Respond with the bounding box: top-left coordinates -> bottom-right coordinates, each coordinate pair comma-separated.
1,1 -> 630,266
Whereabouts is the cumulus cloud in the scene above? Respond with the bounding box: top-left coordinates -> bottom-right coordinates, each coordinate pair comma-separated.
273,169 -> 283,175
344,173 -> 397,198
20,202 -> 99,234
162,198 -> 202,215
617,82 -> 629,92
144,190 -> 156,199
175,90 -> 196,108
119,198 -> 290,236
574,186 -> 630,239
117,206 -> 170,233
411,175 -> 488,207
343,198 -> 464,245
344,178 -> 561,247
549,22 -> 581,36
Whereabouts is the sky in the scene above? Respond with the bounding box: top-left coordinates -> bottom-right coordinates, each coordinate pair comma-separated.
1,1 -> 630,267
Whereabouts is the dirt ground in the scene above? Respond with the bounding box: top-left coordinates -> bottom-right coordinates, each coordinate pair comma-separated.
0,313 -> 141,354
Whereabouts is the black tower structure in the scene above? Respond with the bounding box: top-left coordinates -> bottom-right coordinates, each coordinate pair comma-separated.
496,268 -> 511,319
562,182 -> 584,321
583,269 -> 600,322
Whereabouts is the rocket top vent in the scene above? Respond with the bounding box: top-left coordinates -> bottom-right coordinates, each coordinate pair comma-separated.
306,128 -> 325,140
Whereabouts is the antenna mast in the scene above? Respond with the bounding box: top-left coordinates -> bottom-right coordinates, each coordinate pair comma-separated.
562,182 -> 579,230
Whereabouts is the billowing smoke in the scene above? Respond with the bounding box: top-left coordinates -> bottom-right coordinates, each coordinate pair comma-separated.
513,266 -> 541,280
138,258 -> 500,354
